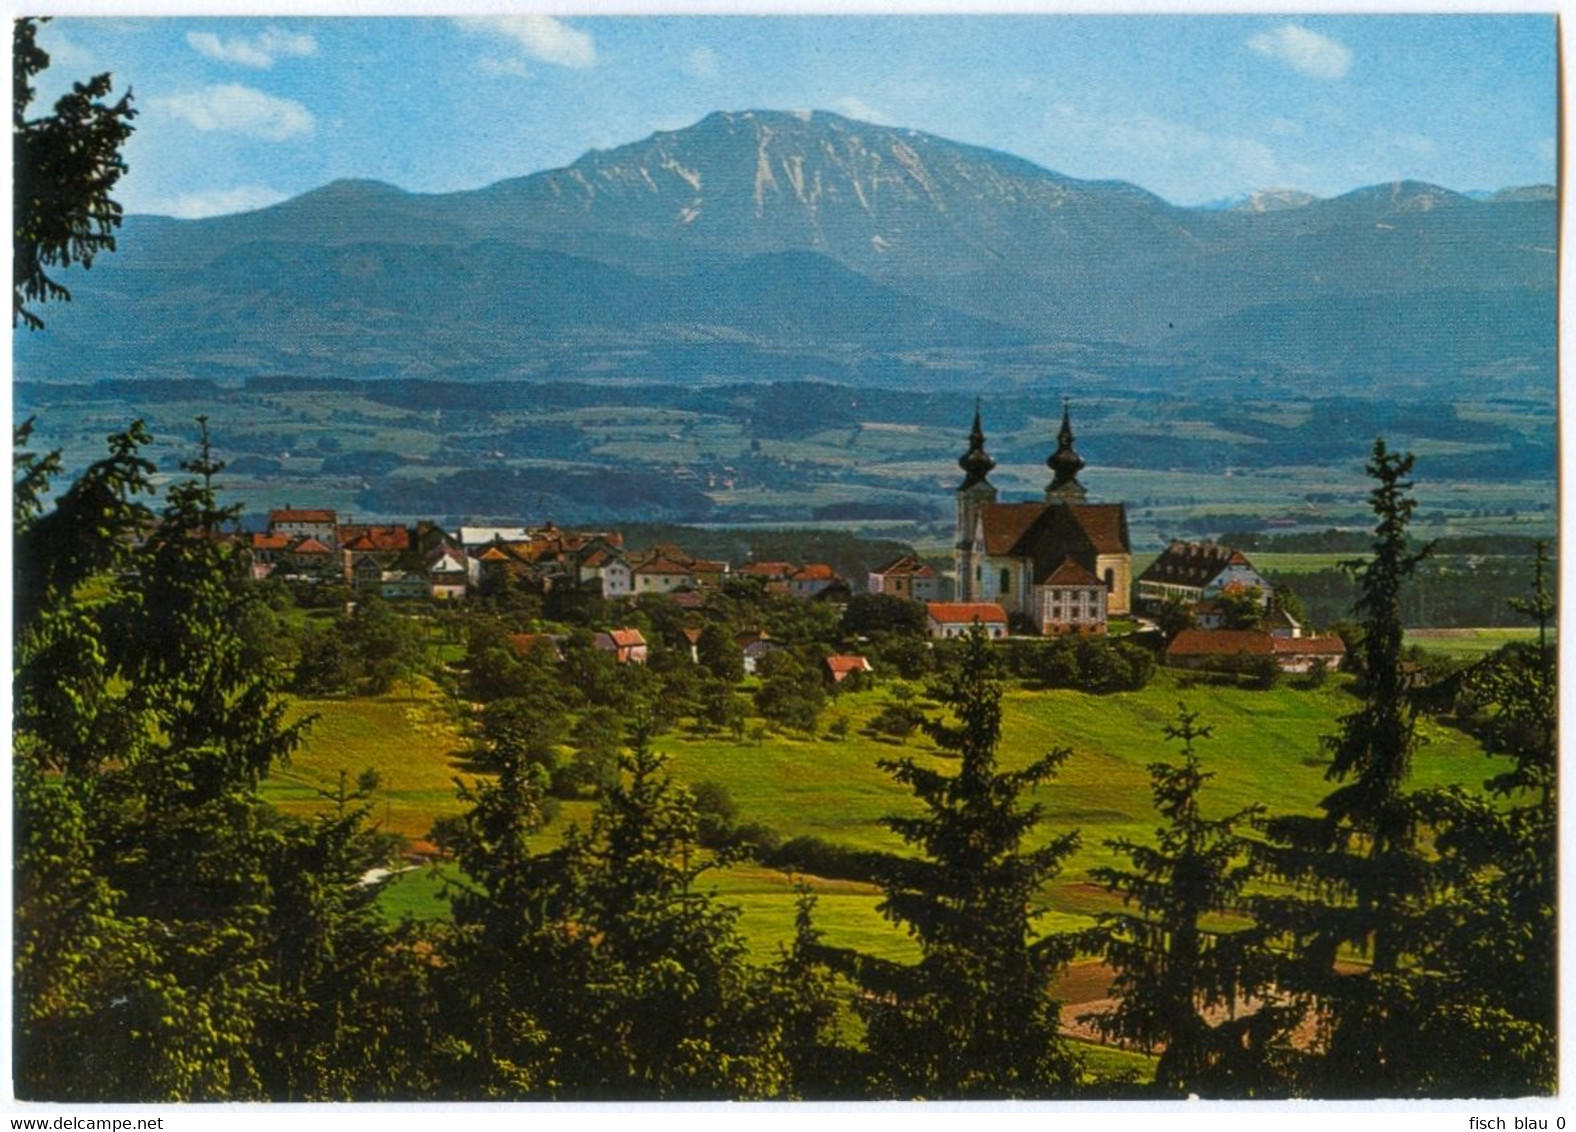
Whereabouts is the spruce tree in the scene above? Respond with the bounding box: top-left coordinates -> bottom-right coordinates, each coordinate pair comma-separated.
841,626 -> 1082,1098
1250,439 -> 1438,1097
1409,542 -> 1556,1094
1084,706 -> 1292,1096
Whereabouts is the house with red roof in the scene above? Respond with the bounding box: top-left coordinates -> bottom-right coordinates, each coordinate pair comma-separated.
926,602 -> 1010,640
825,654 -> 873,684
1039,555 -> 1109,635
868,553 -> 941,602
593,628 -> 648,665
1166,628 -> 1346,674
268,506 -> 338,549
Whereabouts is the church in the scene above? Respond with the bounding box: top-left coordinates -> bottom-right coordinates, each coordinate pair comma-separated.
953,403 -> 1132,634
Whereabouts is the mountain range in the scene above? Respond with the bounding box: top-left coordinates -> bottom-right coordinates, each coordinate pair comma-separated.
14,109 -> 1556,399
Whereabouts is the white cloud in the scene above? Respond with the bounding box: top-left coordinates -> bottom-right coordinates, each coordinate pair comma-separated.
452,15 -> 595,70
1247,24 -> 1352,81
186,26 -> 317,68
146,185 -> 289,219
154,84 -> 315,141
834,97 -> 892,125
684,46 -> 719,80
478,56 -> 531,78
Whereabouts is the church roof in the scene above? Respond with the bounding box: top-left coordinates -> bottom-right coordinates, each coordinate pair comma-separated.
1042,556 -> 1103,587
978,501 -> 1129,559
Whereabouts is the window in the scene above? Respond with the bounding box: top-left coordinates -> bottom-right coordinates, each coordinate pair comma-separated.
1104,568 -> 1115,593
1000,567 -> 1011,595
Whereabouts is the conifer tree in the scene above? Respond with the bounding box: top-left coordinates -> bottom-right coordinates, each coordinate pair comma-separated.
1250,439 -> 1438,1097
840,626 -> 1082,1098
14,420 -> 413,1100
1409,542 -> 1556,1094
556,730 -> 789,1098
1084,706 -> 1291,1096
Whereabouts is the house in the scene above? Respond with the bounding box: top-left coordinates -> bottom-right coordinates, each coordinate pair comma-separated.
593,628 -> 648,665
378,570 -> 428,601
1136,540 -> 1271,612
426,544 -> 471,600
459,526 -> 530,551
630,551 -> 696,594
283,535 -> 337,580
509,633 -> 563,662
953,403 -> 1133,626
868,554 -> 941,602
1270,634 -> 1346,673
575,542 -> 633,598
1038,556 -> 1108,636
1165,628 -> 1346,674
735,561 -> 794,585
738,631 -> 782,675
788,563 -> 843,599
926,602 -> 1010,640
268,507 -> 337,549
825,655 -> 872,684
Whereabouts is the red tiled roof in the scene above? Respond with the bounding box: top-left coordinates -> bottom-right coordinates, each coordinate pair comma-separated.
826,655 -> 872,675
290,536 -> 333,555
633,556 -> 693,576
340,525 -> 410,552
874,553 -> 938,578
510,633 -> 561,658
927,602 -> 1009,626
602,628 -> 646,648
793,563 -> 841,581
1166,629 -> 1274,658
977,503 -> 1047,556
270,508 -> 335,524
1272,636 -> 1346,656
1042,556 -> 1102,588
250,532 -> 292,551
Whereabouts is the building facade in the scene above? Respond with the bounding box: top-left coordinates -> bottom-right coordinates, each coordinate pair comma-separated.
953,403 -> 1132,634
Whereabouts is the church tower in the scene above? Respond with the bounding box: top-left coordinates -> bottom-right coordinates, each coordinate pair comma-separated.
1045,400 -> 1088,504
955,400 -> 998,601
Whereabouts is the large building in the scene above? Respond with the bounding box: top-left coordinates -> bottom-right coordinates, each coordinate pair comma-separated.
953,402 -> 1132,633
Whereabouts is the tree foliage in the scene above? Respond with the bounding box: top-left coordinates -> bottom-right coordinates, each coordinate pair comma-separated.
14,17 -> 136,330
833,627 -> 1083,1098
1084,706 -> 1292,1096
1249,440 -> 1443,1096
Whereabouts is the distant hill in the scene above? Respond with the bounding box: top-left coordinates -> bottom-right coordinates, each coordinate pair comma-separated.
13,109 -> 1555,399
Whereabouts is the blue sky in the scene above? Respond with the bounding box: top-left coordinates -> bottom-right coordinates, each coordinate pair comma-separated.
29,12 -> 1558,217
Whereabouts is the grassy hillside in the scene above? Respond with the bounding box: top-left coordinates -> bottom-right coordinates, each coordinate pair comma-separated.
276,667 -> 1503,964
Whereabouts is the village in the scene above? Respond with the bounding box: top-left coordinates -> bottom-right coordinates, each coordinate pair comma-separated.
241,404 -> 1348,680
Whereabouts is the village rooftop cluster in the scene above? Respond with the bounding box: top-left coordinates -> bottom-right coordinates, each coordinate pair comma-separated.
241,406 -> 1346,676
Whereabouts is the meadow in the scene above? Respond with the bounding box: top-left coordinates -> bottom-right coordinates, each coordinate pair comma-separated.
269,666 -> 1503,954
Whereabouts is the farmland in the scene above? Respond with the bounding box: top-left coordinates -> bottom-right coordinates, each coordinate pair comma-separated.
269,666 -> 1505,956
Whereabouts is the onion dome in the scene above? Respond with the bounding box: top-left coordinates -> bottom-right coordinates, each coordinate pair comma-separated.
1047,400 -> 1086,494
957,400 -> 996,489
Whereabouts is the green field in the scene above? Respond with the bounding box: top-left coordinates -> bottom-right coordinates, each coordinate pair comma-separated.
1405,627 -> 1547,657
273,668 -> 1503,958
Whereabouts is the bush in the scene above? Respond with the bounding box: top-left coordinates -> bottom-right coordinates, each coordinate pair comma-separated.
763,835 -> 887,885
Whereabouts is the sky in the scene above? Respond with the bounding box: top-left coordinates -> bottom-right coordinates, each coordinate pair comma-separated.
25,11 -> 1559,218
